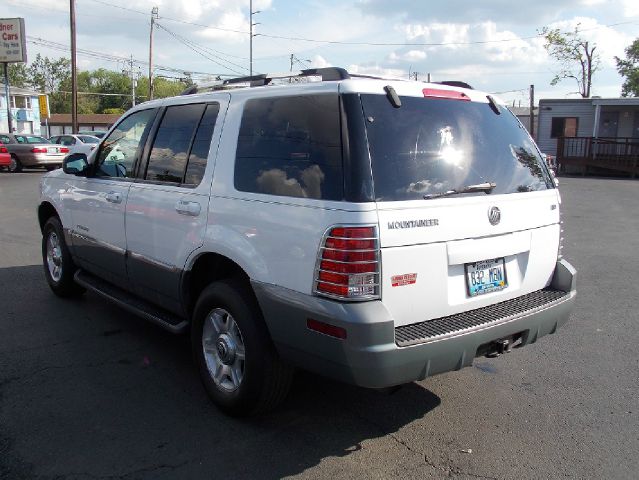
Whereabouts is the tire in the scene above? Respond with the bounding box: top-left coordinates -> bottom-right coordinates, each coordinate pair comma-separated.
8,155 -> 22,173
45,165 -> 57,171
42,216 -> 85,297
191,279 -> 293,416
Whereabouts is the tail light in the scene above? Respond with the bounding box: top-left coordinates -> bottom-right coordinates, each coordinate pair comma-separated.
31,147 -> 48,153
314,225 -> 380,301
0,146 -> 7,153
60,147 -> 70,153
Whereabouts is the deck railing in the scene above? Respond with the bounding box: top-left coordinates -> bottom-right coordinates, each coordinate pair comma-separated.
556,136 -> 639,177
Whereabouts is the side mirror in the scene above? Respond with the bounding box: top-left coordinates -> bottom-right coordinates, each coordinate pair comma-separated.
63,153 -> 89,176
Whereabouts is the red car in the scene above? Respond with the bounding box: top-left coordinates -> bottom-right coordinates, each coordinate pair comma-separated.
0,143 -> 11,170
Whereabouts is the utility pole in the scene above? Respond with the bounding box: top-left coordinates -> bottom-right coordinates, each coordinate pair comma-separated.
70,0 -> 78,134
124,55 -> 139,107
148,6 -> 158,101
427,73 -> 431,83
3,63 -> 13,133
529,84 -> 535,140
249,0 -> 260,76
413,72 -> 418,81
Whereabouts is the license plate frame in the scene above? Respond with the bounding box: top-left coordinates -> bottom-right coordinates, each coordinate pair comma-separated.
464,257 -> 507,297
48,147 -> 58,154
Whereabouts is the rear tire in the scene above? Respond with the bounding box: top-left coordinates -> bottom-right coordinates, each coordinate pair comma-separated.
8,155 -> 22,173
191,279 -> 293,416
42,216 -> 85,297
45,165 -> 57,171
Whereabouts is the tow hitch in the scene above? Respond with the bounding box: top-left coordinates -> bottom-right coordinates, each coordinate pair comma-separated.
478,333 -> 525,358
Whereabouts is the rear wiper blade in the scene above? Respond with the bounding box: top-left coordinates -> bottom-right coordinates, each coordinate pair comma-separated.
423,182 -> 496,200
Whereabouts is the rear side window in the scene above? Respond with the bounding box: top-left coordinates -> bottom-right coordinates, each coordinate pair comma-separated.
145,102 -> 219,186
359,94 -> 553,201
234,94 -> 343,200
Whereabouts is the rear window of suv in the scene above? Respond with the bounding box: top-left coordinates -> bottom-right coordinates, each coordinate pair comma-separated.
234,94 -> 344,201
360,94 -> 553,201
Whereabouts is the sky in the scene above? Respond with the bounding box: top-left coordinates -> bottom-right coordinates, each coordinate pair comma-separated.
4,0 -> 639,105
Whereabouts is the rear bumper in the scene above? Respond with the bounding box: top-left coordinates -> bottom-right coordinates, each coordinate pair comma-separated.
253,259 -> 576,388
20,153 -> 64,167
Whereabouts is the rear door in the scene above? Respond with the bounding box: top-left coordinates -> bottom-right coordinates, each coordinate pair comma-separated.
125,98 -> 226,314
357,92 -> 559,326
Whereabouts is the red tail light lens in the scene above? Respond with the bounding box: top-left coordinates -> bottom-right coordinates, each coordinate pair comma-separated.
0,146 -> 7,153
60,147 -> 70,153
314,226 -> 380,301
422,88 -> 470,101
31,147 -> 48,153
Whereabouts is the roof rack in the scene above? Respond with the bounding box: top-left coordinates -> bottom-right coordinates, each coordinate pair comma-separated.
181,67 -> 350,95
180,67 -> 473,95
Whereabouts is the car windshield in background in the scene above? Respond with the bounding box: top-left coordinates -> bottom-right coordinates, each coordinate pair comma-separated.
359,94 -> 553,201
78,136 -> 99,143
16,136 -> 51,144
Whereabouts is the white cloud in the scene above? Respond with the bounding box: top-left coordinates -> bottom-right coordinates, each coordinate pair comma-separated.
310,55 -> 331,68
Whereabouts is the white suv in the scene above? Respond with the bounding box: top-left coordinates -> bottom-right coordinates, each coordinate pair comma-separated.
38,68 -> 576,415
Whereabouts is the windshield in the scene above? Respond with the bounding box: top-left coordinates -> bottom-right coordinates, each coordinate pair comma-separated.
359,94 -> 553,201
78,135 -> 99,143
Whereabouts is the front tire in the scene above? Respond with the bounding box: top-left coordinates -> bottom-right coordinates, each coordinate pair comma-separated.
191,280 -> 293,416
8,155 -> 22,173
42,217 -> 85,297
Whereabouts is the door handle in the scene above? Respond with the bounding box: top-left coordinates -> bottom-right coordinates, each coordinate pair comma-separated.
175,200 -> 201,216
105,191 -> 122,204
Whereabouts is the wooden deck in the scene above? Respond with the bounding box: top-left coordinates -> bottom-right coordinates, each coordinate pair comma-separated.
556,137 -> 639,177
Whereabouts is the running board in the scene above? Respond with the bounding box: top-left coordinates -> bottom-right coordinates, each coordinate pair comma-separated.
74,270 -> 188,334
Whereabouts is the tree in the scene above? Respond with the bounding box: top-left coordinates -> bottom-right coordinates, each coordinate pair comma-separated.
7,62 -> 29,88
615,38 -> 639,97
541,25 -> 600,98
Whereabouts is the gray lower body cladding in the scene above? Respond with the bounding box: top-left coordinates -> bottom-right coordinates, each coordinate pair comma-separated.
252,259 -> 576,388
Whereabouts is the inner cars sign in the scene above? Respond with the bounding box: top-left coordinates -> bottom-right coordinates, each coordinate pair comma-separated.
0,18 -> 27,63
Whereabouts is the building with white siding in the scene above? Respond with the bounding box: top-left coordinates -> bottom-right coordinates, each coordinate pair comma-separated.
537,98 -> 639,177
0,83 -> 44,135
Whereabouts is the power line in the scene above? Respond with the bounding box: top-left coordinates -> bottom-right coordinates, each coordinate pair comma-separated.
155,24 -> 247,75
26,36 -> 232,77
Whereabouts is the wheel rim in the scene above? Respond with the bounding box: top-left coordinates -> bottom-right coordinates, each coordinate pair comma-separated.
9,157 -> 17,172
46,231 -> 63,282
202,308 -> 245,392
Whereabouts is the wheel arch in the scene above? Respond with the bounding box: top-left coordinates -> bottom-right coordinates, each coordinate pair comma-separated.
38,201 -> 59,233
182,251 -> 256,319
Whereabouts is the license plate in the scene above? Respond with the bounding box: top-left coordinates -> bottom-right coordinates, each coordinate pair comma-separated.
48,147 -> 58,154
465,258 -> 507,297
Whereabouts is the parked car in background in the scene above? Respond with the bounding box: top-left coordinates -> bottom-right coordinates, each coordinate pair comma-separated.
0,133 -> 69,172
78,130 -> 108,139
0,143 -> 10,170
49,134 -> 100,156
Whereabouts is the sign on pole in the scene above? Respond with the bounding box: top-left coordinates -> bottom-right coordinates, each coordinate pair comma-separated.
0,18 -> 27,63
38,94 -> 49,119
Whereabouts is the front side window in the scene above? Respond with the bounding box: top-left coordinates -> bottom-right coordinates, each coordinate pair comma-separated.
234,94 -> 343,200
551,117 -> 578,138
95,109 -> 156,178
359,94 -> 553,201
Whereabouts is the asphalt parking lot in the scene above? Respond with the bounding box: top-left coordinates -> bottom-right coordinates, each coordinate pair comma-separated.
0,170 -> 637,479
